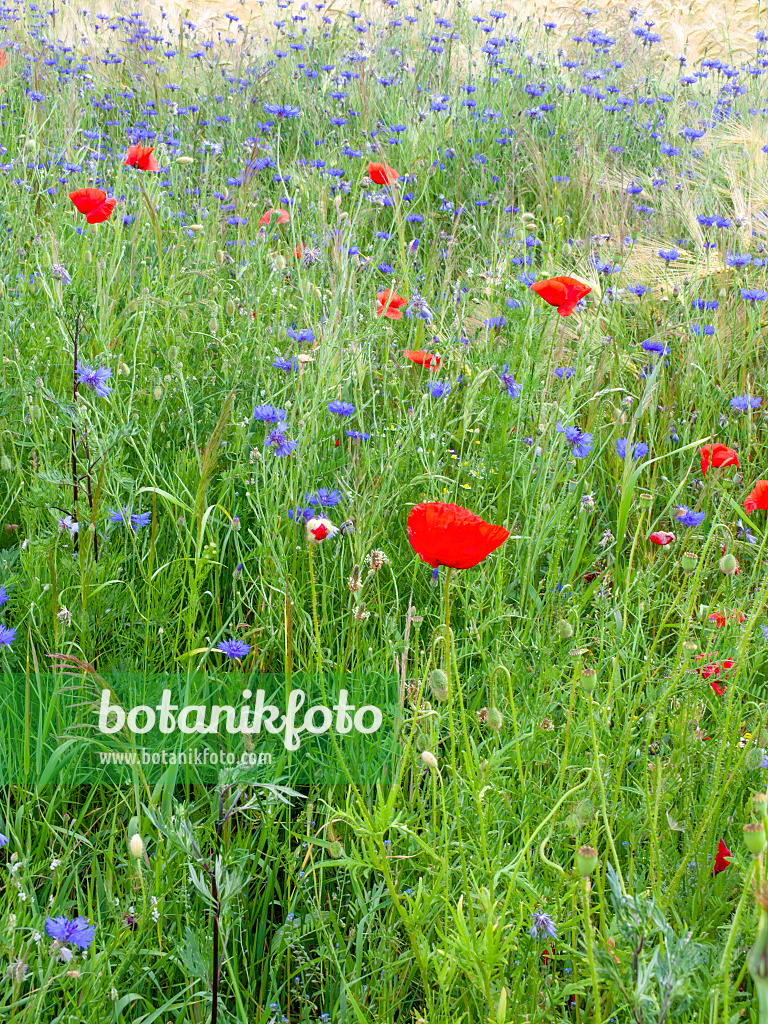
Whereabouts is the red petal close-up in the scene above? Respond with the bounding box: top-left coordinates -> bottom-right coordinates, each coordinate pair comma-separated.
530,276 -> 591,316
376,289 -> 408,319
368,161 -> 399,186
259,208 -> 290,227
404,350 -> 441,370
713,839 -> 732,874
745,479 -> 768,514
700,443 -> 740,477
407,502 -> 510,570
649,531 -> 675,545
124,143 -> 160,171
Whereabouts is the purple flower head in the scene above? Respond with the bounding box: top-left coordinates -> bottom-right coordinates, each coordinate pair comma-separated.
306,489 -> 341,508
273,356 -> 300,372
76,361 -> 112,398
426,380 -> 451,400
328,400 -> 355,416
288,505 -> 315,524
555,421 -> 593,459
554,366 -> 576,380
529,911 -> 558,941
0,626 -> 13,649
616,438 -> 649,459
45,915 -> 96,950
742,289 -> 768,302
500,364 -> 521,397
641,339 -> 670,355
253,404 -> 286,423
0,586 -> 7,606
264,426 -> 298,457
345,429 -> 370,440
108,508 -> 150,533
658,249 -> 680,263
286,327 -> 316,345
731,395 -> 762,411
675,505 -> 705,528
216,638 -> 250,659
0,832 -> 7,847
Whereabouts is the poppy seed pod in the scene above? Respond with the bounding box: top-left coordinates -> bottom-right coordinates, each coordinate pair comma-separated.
681,551 -> 699,572
753,793 -> 768,815
581,667 -> 597,693
576,845 -> 598,876
744,823 -> 767,855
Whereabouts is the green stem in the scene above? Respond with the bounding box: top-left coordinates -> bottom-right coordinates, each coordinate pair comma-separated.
721,858 -> 754,1023
588,697 -> 626,893
581,877 -> 602,1024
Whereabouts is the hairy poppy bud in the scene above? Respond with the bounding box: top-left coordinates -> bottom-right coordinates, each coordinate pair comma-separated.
0,456 -> 11,471
576,798 -> 596,824
415,731 -> 430,751
556,618 -> 574,639
216,250 -> 225,266
429,668 -> 449,700
225,299 -> 236,317
681,551 -> 698,572
576,845 -> 598,876
329,840 -> 344,859
421,750 -> 438,771
176,155 -> 194,165
719,552 -> 739,575
744,823 -> 767,855
153,386 -> 163,400
565,813 -> 581,834
487,707 -> 503,731
129,834 -> 144,859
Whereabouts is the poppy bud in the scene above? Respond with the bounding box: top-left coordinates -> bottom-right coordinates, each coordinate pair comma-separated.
681,551 -> 698,572
719,552 -> 739,575
216,250 -> 225,266
581,667 -> 597,693
0,456 -> 11,471
565,813 -> 581,834
176,155 -> 194,165
84,250 -> 92,264
429,668 -> 449,700
161,206 -> 172,222
129,834 -> 144,859
415,731 -> 430,751
153,386 -> 163,400
487,707 -> 503,731
420,750 -> 438,771
167,346 -> 178,362
329,840 -> 344,859
556,618 -> 574,639
576,798 -> 596,824
719,287 -> 727,300
225,299 -> 235,317
305,517 -> 338,545
576,845 -> 598,876
209,318 -> 218,334
24,138 -> 36,152
29,405 -> 41,421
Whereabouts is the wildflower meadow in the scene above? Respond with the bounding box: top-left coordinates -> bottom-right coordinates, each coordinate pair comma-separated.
3,0 -> 768,1019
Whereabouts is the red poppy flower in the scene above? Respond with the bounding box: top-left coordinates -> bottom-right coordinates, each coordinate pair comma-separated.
0,50 -> 7,68
376,289 -> 408,320
708,610 -> 745,627
404,350 -> 441,370
259,208 -> 290,227
407,502 -> 510,570
368,161 -> 399,186
124,143 -> 160,172
530,276 -> 591,317
650,531 -> 675,546
700,443 -> 740,477
714,839 -> 732,873
745,480 -> 768,514
68,188 -> 116,224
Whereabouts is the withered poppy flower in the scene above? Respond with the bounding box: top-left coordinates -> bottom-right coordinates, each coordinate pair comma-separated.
745,480 -> 768,514
404,350 -> 441,370
714,839 -> 732,873
530,276 -> 591,317
376,289 -> 408,319
124,143 -> 160,172
259,208 -> 290,227
68,188 -> 116,224
407,502 -> 509,570
368,161 -> 399,186
700,443 -> 740,476
649,531 -> 675,546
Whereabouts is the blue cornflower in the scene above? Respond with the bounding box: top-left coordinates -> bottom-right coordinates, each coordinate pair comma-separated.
675,505 -> 705,528
529,911 -> 558,940
76,361 -> 112,398
555,367 -> 576,379
484,316 -> 507,330
328,400 -> 355,416
253,404 -> 286,422
737,519 -> 757,544
0,832 -> 7,847
658,249 -> 680,263
45,915 -> 96,950
690,324 -> 715,335
273,356 -> 300,372
616,438 -> 649,459
108,508 -> 150,533
0,626 -> 15,649
556,421 -> 593,459
641,339 -> 670,355
306,489 -> 341,508
286,327 -> 315,344
406,294 -> 433,322
762,626 -> 768,642
345,429 -> 370,440
216,638 -> 251,659
725,252 -> 752,268
500,364 -> 521,397
426,380 -> 451,399
730,395 -> 762,411
288,505 -> 314,524
742,289 -> 768,302
0,586 -> 7,606
264,427 -> 298,456
263,102 -> 300,119
627,283 -> 648,296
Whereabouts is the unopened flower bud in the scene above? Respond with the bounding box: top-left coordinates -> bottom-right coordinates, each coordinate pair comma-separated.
420,750 -> 438,771
556,618 -> 574,640
305,517 -> 338,545
329,840 -> 344,859
176,155 -> 194,165
719,552 -> 739,575
216,250 -> 225,266
744,822 -> 767,855
0,456 -> 11,472
429,668 -> 449,700
129,834 -> 144,859
232,516 -> 240,532
225,299 -> 236,317
576,845 -> 598,876
487,707 -> 503,731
